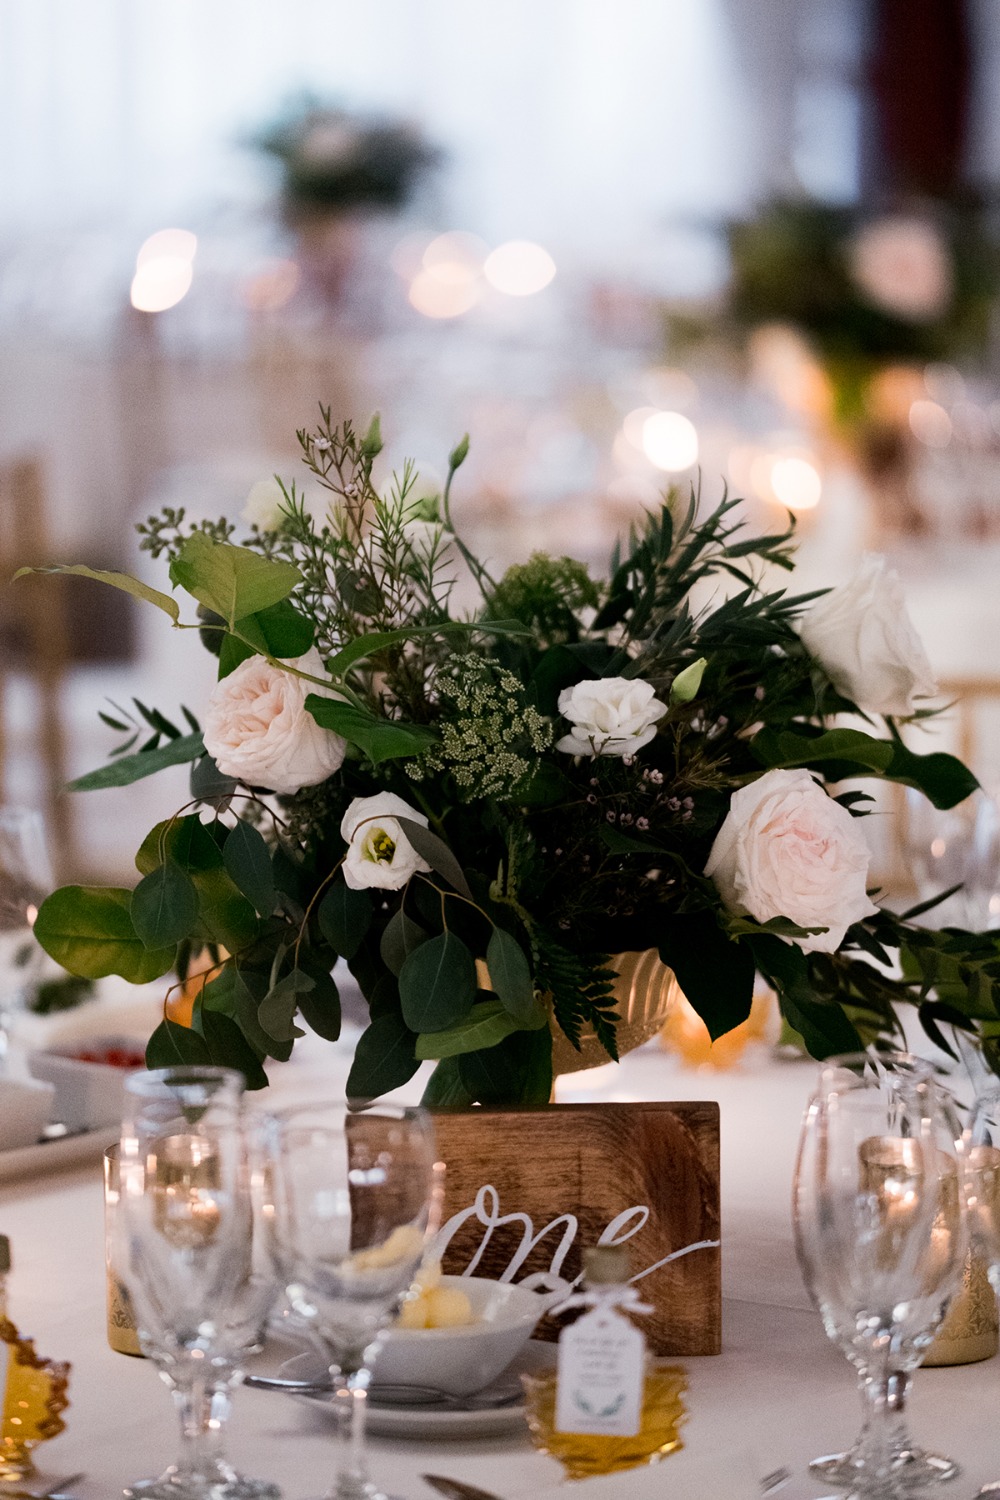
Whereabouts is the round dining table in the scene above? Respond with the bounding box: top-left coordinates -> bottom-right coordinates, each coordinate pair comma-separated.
4,1022 -> 1000,1500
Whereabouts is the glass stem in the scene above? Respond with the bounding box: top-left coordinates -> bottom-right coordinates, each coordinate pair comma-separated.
171,1374 -> 236,1484
856,1365 -> 911,1482
330,1366 -> 375,1500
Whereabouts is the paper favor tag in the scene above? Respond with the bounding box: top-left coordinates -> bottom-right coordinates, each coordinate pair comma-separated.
555,1305 -> 644,1438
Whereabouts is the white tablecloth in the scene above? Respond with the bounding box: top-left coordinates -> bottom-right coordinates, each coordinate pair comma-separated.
5,1033 -> 1000,1500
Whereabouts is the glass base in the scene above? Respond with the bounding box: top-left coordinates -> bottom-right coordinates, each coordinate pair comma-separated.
125,1469 -> 281,1500
810,1446 -> 959,1488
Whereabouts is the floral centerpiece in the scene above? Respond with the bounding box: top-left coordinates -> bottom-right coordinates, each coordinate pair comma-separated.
255,97 -> 437,218
20,413 -> 1000,1104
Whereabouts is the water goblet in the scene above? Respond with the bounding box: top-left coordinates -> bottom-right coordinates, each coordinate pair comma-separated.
260,1102 -> 438,1500
793,1052 -> 967,1499
116,1065 -> 280,1500
0,806 -> 53,1068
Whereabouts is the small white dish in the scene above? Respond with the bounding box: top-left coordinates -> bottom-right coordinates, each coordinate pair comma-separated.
26,1034 -> 145,1131
0,1076 -> 55,1151
377,1275 -> 549,1397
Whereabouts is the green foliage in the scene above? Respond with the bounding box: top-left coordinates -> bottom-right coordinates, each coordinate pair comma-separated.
33,411 -> 1000,1101
35,886 -> 175,983
169,532 -> 302,629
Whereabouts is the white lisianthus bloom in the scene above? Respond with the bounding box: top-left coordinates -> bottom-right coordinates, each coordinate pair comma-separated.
556,677 -> 667,758
705,768 -> 878,954
203,646 -> 346,794
341,793 -> 432,891
798,555 -> 936,717
242,478 -> 289,531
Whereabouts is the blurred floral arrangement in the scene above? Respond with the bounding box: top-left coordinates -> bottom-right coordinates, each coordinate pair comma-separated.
255,96 -> 438,217
19,413 -> 1000,1104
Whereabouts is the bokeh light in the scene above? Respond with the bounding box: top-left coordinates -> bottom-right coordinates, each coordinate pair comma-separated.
483,240 -> 556,296
909,399 -> 953,448
770,455 -> 822,511
641,411 -> 699,471
131,226 -> 197,312
408,269 -> 481,318
136,228 -> 197,268
130,258 -> 194,312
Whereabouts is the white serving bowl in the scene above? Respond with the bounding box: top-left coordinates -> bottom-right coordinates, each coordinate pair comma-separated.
0,1077 -> 55,1150
26,1034 -> 146,1132
374,1275 -> 549,1397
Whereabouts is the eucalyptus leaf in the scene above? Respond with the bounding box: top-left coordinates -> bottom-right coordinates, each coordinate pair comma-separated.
146,1018 -> 212,1069
297,972 -> 342,1042
131,862 -> 200,950
346,1014 -> 419,1101
317,883 -> 373,960
415,999 -> 520,1059
190,754 -> 237,808
258,969 -> 312,1042
197,1009 -> 269,1089
399,930 -> 477,1032
395,819 -> 474,900
657,910 -> 755,1041
136,815 -> 225,876
34,886 -> 175,982
228,969 -> 294,1062
485,927 -> 545,1027
223,822 -> 276,916
458,1026 -> 553,1104
421,1056 -> 475,1107
69,731 -> 204,792
380,908 -> 429,976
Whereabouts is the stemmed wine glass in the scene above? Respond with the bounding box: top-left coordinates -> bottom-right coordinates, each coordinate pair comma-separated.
793,1052 -> 967,1499
116,1065 -> 280,1500
0,806 -> 53,1068
964,1083 -> 1000,1497
259,1102 -> 438,1500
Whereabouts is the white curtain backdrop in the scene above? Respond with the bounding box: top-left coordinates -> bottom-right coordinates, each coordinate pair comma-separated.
0,0 -> 756,264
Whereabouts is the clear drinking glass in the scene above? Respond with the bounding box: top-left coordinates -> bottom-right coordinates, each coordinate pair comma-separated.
260,1102 -> 438,1500
964,1084 -> 1000,1497
793,1053 -> 966,1499
117,1066 -> 280,1500
0,806 -> 53,1067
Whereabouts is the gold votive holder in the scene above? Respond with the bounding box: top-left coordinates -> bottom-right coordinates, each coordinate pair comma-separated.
922,1251 -> 998,1366
102,1144 -> 143,1358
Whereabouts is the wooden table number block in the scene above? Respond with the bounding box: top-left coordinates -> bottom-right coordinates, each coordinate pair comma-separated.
430,1102 -> 720,1356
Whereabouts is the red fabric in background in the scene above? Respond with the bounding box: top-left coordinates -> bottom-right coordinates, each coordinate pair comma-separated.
868,0 -> 971,195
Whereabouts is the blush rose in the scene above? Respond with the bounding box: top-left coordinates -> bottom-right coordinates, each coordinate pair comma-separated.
203,646 -> 346,795
705,767 -> 878,953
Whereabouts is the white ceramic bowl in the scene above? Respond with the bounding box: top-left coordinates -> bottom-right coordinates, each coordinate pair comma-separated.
26,1034 -> 146,1131
374,1275 -> 549,1397
0,1077 -> 55,1150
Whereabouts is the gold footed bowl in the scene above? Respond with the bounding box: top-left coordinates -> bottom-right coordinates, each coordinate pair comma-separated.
550,950 -> 681,1077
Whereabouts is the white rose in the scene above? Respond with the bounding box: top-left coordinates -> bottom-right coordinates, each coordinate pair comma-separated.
705,768 -> 878,953
556,677 -> 667,758
242,478 -> 291,531
798,554 -> 936,717
341,792 -> 432,891
203,646 -> 346,794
